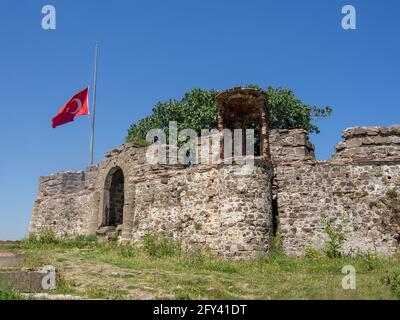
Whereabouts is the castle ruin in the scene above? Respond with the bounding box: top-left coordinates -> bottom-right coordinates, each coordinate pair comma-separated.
29,88 -> 400,259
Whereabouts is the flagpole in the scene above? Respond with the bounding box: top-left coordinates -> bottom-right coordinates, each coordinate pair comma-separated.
89,41 -> 99,166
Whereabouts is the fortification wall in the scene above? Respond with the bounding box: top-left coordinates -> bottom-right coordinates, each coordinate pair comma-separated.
274,125 -> 400,256
270,129 -> 315,161
30,142 -> 274,259
30,125 -> 400,258
333,126 -> 400,161
29,171 -> 99,237
132,161 -> 273,259
276,161 -> 400,256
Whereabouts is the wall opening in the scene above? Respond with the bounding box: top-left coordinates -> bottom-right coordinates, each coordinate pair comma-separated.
272,196 -> 279,237
216,87 -> 270,160
103,167 -> 124,227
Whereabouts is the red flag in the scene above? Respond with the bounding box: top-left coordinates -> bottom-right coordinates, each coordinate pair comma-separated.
52,87 -> 89,128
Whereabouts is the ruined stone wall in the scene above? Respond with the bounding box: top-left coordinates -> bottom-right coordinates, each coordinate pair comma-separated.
273,126 -> 400,257
270,129 -> 315,161
29,171 -> 99,237
132,161 -> 273,259
276,160 -> 400,256
333,126 -> 400,161
30,142 -> 274,259
30,125 -> 400,259
29,144 -> 188,238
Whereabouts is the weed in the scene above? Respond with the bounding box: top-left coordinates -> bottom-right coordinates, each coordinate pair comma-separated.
194,222 -> 202,231
304,247 -> 324,260
389,271 -> 400,298
14,235 -> 400,300
0,284 -> 26,300
322,220 -> 347,258
386,189 -> 398,199
142,233 -> 181,258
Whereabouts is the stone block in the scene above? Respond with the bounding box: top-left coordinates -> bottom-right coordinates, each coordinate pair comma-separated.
0,269 -> 56,293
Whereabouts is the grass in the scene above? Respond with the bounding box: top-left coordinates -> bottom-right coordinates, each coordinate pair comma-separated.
1,229 -> 398,300
0,285 -> 26,300
6,230 -> 398,300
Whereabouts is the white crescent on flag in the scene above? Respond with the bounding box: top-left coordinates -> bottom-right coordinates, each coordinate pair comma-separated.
66,98 -> 82,114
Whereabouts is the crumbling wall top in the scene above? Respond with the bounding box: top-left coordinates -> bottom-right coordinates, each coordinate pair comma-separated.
333,125 -> 400,161
270,129 -> 315,162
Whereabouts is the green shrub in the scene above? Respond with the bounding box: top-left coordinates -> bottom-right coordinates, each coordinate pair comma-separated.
323,220 -> 347,258
182,249 -> 208,266
116,244 -> 136,258
389,271 -> 400,298
304,247 -> 324,260
20,228 -> 59,248
387,189 -> 398,199
356,252 -> 381,272
128,136 -> 151,147
126,87 -> 332,146
66,235 -> 97,249
20,232 -> 97,250
142,233 -> 181,258
37,228 -> 59,244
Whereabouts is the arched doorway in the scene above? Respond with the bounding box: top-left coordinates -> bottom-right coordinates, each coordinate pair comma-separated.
103,167 -> 125,227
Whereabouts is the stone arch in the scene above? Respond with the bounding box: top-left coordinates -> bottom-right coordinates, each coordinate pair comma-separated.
101,166 -> 125,228
97,157 -> 135,240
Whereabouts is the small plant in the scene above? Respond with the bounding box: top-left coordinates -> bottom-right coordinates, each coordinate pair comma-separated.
183,249 -> 208,266
142,233 -> 181,258
21,228 -> 59,248
387,202 -> 400,214
322,219 -> 347,258
304,247 -> 324,260
383,188 -> 400,231
194,222 -> 202,231
0,285 -> 25,300
386,188 -> 398,199
36,228 -> 59,244
357,252 -> 380,271
117,244 -> 136,258
63,235 -> 97,249
388,271 -> 400,298
128,136 -> 151,147
56,275 -> 76,295
267,231 -> 284,259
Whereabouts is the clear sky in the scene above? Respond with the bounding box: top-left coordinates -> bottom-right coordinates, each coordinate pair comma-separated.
0,0 -> 399,239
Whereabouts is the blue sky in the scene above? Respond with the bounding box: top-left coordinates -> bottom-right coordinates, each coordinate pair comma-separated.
0,0 -> 399,239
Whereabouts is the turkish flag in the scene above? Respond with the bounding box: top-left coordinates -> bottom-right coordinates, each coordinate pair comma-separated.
52,87 -> 89,128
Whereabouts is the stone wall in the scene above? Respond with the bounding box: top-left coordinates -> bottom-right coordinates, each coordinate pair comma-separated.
29,171 -> 99,237
270,129 -> 315,162
30,125 -> 400,259
30,142 -> 274,259
132,161 -> 273,258
275,160 -> 400,256
333,126 -> 400,161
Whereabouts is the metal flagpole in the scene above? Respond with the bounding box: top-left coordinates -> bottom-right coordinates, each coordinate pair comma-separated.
89,41 -> 99,166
